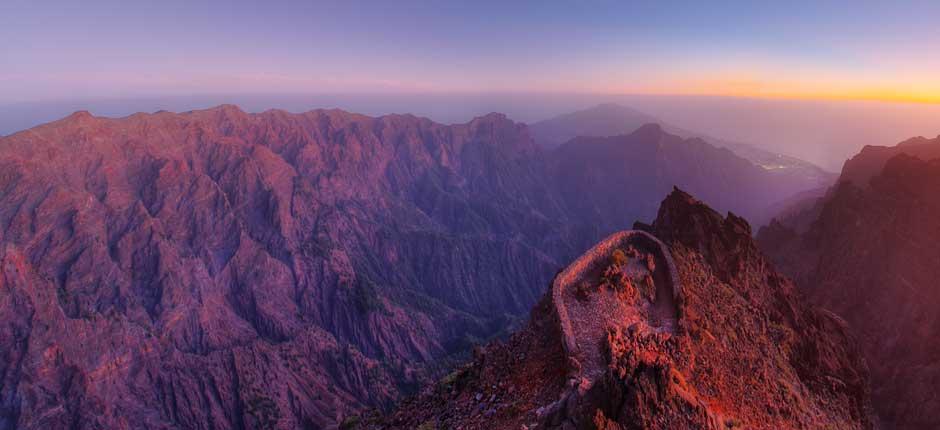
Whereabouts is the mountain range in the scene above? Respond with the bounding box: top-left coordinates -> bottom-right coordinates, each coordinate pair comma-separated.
530,103 -> 835,188
0,104 -> 878,429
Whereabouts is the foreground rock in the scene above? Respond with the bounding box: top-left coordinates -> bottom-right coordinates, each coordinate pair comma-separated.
360,189 -> 874,429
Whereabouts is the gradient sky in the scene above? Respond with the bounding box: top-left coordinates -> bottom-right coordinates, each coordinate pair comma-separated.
3,0 -> 940,104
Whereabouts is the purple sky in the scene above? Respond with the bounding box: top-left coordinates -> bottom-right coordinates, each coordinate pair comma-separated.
3,0 -> 940,103
2,0 -> 940,171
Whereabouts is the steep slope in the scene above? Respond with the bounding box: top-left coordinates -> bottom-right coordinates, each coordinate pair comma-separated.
362,189 -> 873,429
530,104 -> 835,190
759,153 -> 940,429
0,106 -> 576,429
548,124 -> 816,232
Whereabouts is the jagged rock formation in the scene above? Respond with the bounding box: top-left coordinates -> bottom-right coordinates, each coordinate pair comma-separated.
0,105 -> 854,429
0,106 -> 575,429
362,189 -> 874,429
759,146 -> 940,429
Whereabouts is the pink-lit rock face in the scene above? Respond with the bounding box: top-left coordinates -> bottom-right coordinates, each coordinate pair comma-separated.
760,142 -> 940,429
0,106 -> 574,429
361,190 -> 873,430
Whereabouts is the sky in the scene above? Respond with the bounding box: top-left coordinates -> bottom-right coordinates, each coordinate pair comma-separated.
3,0 -> 940,104
2,0 -> 940,171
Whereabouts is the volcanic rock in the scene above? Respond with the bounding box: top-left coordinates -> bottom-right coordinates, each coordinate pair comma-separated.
360,189 -> 874,429
760,151 -> 940,429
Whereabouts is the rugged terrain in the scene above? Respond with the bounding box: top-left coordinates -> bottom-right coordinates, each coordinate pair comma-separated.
0,105 -> 847,429
759,136 -> 940,429
362,189 -> 874,429
0,106 -> 578,429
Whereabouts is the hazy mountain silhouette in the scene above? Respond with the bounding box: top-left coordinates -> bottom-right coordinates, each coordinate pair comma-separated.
531,103 -> 835,192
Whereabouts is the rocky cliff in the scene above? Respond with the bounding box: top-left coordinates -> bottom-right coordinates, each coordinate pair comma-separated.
362,189 -> 874,429
759,150 -> 940,429
0,106 -> 576,429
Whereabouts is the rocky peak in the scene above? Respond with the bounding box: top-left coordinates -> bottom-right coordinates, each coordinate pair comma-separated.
49,110 -> 100,131
205,103 -> 246,115
359,189 -> 874,430
66,110 -> 95,121
463,112 -> 537,156
648,188 -> 754,279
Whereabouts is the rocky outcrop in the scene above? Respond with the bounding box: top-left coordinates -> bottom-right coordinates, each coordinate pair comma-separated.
760,152 -> 940,429
550,230 -> 680,371
361,189 -> 874,429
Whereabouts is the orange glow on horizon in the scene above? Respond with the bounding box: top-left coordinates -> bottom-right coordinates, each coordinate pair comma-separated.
592,74 -> 940,105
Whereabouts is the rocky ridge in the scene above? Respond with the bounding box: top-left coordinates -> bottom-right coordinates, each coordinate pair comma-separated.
361,189 -> 874,429
759,149 -> 940,429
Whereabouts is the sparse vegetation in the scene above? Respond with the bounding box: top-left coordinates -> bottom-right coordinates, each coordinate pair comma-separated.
352,277 -> 387,314
339,415 -> 361,430
611,249 -> 628,267
245,394 -> 281,429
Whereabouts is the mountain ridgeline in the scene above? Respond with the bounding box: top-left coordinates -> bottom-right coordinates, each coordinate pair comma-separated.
359,189 -> 874,429
758,135 -> 940,429
0,105 -> 839,429
530,103 -> 835,200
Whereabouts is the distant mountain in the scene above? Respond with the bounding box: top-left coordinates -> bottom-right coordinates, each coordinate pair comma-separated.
547,123 -> 826,230
531,103 -> 835,189
758,137 -> 940,429
838,134 -> 940,187
529,103 -> 662,148
359,189 -> 874,429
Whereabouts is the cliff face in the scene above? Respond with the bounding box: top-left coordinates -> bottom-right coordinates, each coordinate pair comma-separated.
0,106 -> 576,429
365,189 -> 873,430
759,152 -> 940,429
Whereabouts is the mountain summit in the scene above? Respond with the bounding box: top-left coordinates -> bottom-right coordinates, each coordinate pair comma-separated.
361,189 -> 873,429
